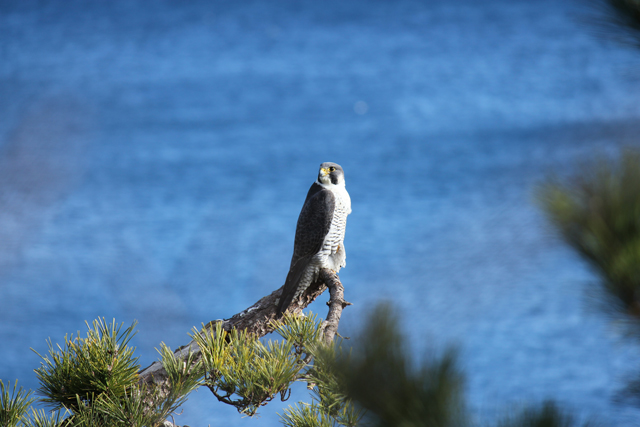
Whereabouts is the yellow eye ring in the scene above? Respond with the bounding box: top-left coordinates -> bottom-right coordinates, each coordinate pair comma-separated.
329,167 -> 336,172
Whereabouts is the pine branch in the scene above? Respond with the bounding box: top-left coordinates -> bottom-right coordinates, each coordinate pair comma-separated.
318,269 -> 350,345
138,269 -> 348,390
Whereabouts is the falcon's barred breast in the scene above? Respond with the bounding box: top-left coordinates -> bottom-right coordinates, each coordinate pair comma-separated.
276,162 -> 352,317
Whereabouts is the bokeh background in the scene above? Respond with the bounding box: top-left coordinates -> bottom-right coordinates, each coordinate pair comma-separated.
2,0 -> 640,425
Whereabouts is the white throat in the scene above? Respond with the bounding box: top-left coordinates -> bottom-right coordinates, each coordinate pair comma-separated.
317,176 -> 346,187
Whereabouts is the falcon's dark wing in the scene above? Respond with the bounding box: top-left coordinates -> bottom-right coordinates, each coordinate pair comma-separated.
277,183 -> 335,316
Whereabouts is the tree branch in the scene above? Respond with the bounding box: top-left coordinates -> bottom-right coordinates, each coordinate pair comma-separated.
139,268 -> 347,386
319,269 -> 350,344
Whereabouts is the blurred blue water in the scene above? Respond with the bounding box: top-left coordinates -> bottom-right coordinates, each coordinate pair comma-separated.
2,0 -> 640,425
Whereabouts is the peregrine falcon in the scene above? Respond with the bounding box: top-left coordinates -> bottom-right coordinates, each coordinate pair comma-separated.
276,162 -> 352,317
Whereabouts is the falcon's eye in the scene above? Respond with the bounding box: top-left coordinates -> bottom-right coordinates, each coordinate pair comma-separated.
329,167 -> 336,172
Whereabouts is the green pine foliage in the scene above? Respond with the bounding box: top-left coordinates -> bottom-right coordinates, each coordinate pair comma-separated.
537,149 -> 640,317
1,309 -> 594,426
589,0 -> 640,48
328,303 -> 467,427
33,318 -> 139,412
70,343 -> 202,427
194,313 -> 326,416
195,311 -> 363,425
497,401 -> 594,427
280,343 -> 363,427
21,408 -> 69,427
30,318 -> 201,426
155,341 -> 204,403
0,380 -> 34,427
281,402 -> 335,427
289,303 -> 587,427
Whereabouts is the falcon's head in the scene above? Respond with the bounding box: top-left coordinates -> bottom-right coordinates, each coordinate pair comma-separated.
318,162 -> 345,186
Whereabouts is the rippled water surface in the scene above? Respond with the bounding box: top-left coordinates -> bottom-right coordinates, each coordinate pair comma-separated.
2,0 -> 640,425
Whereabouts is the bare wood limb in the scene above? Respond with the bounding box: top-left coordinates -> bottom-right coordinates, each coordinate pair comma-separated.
139,268 -> 344,386
319,269 -> 350,344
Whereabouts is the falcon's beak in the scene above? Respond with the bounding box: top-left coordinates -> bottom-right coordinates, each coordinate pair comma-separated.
320,167 -> 330,176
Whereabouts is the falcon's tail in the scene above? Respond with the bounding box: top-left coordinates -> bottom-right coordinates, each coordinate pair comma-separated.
276,257 -> 312,318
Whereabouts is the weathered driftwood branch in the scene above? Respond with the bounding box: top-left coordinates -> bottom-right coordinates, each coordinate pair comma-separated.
139,268 -> 348,386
